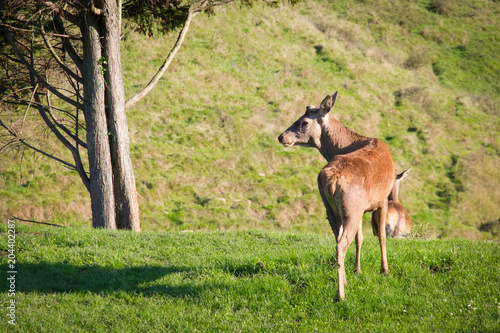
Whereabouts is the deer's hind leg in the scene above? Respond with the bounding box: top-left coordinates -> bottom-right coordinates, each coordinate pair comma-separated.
318,176 -> 347,292
319,187 -> 345,282
318,179 -> 342,240
336,208 -> 364,301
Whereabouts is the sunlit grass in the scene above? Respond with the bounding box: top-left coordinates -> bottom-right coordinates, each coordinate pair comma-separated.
1,225 -> 499,332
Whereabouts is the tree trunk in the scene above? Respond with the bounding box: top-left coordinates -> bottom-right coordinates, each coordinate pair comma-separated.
81,11 -> 117,229
100,0 -> 141,231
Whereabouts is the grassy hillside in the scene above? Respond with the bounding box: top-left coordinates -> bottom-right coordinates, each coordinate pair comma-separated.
1,225 -> 499,332
1,0 -> 499,238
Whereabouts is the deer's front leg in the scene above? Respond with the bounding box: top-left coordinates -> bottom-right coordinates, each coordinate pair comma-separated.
355,224 -> 363,273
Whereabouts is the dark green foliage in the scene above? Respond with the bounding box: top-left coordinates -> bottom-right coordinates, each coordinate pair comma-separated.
123,0 -> 191,36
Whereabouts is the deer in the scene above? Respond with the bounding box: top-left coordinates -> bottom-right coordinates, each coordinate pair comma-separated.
278,92 -> 396,301
371,168 -> 413,238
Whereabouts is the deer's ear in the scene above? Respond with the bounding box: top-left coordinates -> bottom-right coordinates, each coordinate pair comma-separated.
331,91 -> 338,107
319,91 -> 338,116
319,95 -> 332,115
396,168 -> 412,180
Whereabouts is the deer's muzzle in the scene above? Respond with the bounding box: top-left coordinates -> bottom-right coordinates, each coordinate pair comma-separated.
278,133 -> 293,147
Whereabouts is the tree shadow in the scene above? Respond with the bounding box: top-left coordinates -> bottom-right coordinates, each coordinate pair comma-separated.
1,262 -> 202,298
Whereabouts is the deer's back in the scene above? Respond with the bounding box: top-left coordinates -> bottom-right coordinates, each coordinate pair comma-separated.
318,138 -> 395,212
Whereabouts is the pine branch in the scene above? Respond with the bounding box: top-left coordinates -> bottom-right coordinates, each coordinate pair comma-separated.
0,118 -> 78,170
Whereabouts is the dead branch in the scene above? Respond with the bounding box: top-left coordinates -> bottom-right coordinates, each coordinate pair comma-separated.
0,118 -> 78,170
41,26 -> 83,84
0,23 -> 71,39
46,90 -> 88,149
10,216 -> 64,227
19,83 -> 39,136
3,26 -> 83,110
88,1 -> 103,16
32,86 -> 91,190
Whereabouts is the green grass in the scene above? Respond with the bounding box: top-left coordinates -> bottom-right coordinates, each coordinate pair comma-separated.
1,0 -> 499,239
1,224 -> 499,332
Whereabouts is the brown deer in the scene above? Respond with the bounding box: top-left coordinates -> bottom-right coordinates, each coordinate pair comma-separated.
371,168 -> 412,238
278,92 -> 396,300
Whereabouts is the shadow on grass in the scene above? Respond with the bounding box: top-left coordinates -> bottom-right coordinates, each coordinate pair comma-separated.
221,261 -> 265,277
1,263 -> 202,298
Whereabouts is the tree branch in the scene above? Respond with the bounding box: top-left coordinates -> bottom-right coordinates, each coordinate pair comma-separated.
27,48 -> 78,157
52,13 -> 83,72
34,87 -> 91,190
0,23 -> 71,39
42,1 -> 80,25
27,32 -> 89,190
3,28 -> 83,110
4,97 -> 84,131
11,216 -> 64,228
88,1 -> 103,16
46,92 -> 88,149
41,26 -> 83,84
124,0 -> 237,110
194,0 -> 235,13
125,3 -> 202,110
0,118 -> 78,170
19,83 -> 39,136
52,118 -> 87,149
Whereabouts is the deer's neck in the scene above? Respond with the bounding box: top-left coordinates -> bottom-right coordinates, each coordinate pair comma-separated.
317,115 -> 369,162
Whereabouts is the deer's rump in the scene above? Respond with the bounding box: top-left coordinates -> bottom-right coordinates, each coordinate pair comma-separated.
318,139 -> 395,213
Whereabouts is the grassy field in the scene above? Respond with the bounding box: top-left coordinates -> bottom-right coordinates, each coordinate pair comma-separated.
1,0 -> 499,238
1,1 -> 499,331
1,224 -> 499,332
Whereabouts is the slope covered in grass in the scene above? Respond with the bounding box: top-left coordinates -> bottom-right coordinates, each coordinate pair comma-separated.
1,0 -> 499,238
0,225 -> 499,332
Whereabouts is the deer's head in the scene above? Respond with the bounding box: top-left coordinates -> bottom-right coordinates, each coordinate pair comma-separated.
278,92 -> 338,148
